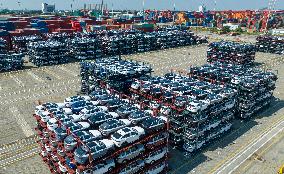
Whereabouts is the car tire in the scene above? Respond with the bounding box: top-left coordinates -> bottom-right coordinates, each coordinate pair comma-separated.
108,166 -> 114,171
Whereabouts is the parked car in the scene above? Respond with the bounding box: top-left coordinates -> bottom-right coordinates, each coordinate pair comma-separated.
146,133 -> 167,149
128,111 -> 150,124
74,139 -> 114,164
99,119 -> 131,136
111,127 -> 145,147
117,144 -> 145,163
92,159 -> 115,174
118,159 -> 145,174
145,147 -> 167,164
145,162 -> 166,174
140,117 -> 166,133
88,112 -> 117,128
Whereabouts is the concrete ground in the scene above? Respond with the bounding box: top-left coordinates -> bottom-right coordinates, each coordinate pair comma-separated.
0,33 -> 283,174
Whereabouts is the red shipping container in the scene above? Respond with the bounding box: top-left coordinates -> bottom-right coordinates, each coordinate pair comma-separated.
10,21 -> 29,29
106,25 -> 120,30
55,28 -> 76,33
23,28 -> 41,35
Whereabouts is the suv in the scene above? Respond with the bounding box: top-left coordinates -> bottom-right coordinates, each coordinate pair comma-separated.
99,119 -> 131,136
118,159 -> 145,174
145,147 -> 167,164
117,144 -> 145,163
74,139 -> 114,164
111,127 -> 145,147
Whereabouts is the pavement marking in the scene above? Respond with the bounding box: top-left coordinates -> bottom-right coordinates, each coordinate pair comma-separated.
214,118 -> 284,174
43,68 -> 62,80
240,127 -> 284,173
59,66 -> 78,76
209,102 -> 282,174
9,107 -> 34,137
26,71 -> 44,82
10,75 -> 24,86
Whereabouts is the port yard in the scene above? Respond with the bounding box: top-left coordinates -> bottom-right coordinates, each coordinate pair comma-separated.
0,32 -> 283,174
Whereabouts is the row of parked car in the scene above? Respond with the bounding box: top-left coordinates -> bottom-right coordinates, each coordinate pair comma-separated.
256,35 -> 284,55
34,91 -> 168,174
11,28 -> 206,67
12,35 -> 43,52
27,41 -> 71,67
80,57 -> 152,94
0,38 -> 24,72
128,73 -> 237,152
80,58 -> 238,154
189,62 -> 277,118
207,41 -> 256,65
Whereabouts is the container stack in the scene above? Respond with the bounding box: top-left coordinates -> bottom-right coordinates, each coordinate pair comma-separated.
256,35 -> 284,55
34,93 -> 168,174
189,62 -> 277,118
70,37 -> 102,60
80,56 -> 152,94
207,41 -> 256,65
27,41 -> 70,67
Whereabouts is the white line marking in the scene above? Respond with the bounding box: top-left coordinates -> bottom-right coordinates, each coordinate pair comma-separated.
229,125 -> 284,174
26,71 -> 44,82
215,119 -> 284,174
44,68 -> 62,80
9,107 -> 34,137
10,75 -> 24,86
59,66 -> 78,76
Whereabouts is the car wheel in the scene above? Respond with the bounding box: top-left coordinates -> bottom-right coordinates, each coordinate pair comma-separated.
108,166 -> 114,171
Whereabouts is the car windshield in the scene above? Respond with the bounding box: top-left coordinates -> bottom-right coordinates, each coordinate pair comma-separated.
112,132 -> 122,139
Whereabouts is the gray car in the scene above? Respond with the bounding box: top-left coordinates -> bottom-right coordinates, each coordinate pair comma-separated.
117,144 -> 145,163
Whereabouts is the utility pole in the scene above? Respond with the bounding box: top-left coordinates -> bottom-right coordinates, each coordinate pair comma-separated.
142,0 -> 145,21
173,2 -> 176,26
101,0 -> 104,16
214,0 -> 217,11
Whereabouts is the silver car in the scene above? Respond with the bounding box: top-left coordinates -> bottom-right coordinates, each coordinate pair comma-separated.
117,144 -> 145,163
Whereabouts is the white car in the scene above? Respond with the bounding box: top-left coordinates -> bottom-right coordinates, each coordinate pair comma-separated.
186,101 -> 208,113
145,162 -> 166,174
145,147 -> 167,164
92,159 -> 115,174
131,81 -> 141,90
58,161 -> 67,173
99,119 -> 131,136
119,160 -> 145,174
231,76 -> 242,85
111,127 -> 145,147
38,111 -> 51,122
47,118 -> 58,131
224,99 -> 236,110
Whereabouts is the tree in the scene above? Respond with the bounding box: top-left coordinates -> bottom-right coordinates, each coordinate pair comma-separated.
235,27 -> 243,33
222,26 -> 231,33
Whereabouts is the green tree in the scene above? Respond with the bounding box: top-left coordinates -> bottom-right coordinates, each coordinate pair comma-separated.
222,26 -> 231,33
